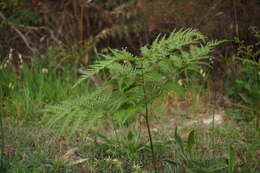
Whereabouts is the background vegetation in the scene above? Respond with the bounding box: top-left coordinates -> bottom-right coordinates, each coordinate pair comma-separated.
0,0 -> 259,172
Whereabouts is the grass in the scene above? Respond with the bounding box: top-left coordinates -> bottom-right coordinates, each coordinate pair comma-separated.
1,76 -> 259,172
1,114 -> 259,173
0,57 -> 91,123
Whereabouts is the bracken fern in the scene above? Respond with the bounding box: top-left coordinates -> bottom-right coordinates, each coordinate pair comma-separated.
43,28 -> 223,141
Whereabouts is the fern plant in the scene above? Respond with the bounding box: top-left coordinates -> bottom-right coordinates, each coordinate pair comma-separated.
43,28 -> 223,169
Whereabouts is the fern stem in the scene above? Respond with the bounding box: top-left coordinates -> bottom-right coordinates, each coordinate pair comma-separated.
141,66 -> 157,171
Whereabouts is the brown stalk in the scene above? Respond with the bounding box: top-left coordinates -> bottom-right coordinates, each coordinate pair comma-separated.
80,4 -> 85,45
233,0 -> 239,37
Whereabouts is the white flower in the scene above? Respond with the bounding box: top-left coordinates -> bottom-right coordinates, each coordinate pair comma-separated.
18,54 -> 23,64
42,68 -> 48,73
178,79 -> 183,86
8,83 -> 14,89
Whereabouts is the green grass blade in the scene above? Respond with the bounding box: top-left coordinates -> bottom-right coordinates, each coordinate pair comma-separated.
228,145 -> 236,173
174,127 -> 185,154
187,130 -> 195,155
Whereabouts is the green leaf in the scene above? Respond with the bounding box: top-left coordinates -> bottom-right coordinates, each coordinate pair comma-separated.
171,83 -> 185,97
228,145 -> 236,173
97,133 -> 117,146
162,159 -> 178,166
174,127 -> 185,154
207,163 -> 227,172
187,130 -> 195,154
127,131 -> 134,141
72,59 -> 114,89
239,93 -> 253,104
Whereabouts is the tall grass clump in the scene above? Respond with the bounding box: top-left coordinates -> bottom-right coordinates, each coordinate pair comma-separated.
0,49 -> 90,123
43,28 -> 224,170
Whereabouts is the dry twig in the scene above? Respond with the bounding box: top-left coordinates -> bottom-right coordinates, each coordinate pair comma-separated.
0,11 -> 38,54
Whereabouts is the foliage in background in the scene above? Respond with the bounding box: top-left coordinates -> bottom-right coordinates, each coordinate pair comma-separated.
226,27 -> 260,121
0,0 -> 35,29
0,48 -> 89,122
2,0 -> 259,68
0,0 -> 36,57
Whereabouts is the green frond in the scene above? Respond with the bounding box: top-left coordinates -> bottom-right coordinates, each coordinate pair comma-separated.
83,110 -> 105,135
170,28 -> 206,46
108,48 -> 138,62
72,59 -> 114,88
109,63 -> 137,75
123,85 -> 144,104
112,105 -> 144,125
237,57 -> 260,67
140,28 -> 208,71
42,92 -> 111,135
